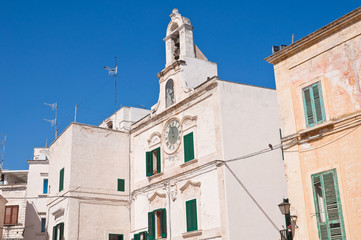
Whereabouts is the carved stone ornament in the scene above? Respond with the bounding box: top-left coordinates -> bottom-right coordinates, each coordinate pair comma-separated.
147,132 -> 161,146
180,180 -> 201,193
181,115 -> 197,131
170,184 -> 178,201
148,191 -> 167,203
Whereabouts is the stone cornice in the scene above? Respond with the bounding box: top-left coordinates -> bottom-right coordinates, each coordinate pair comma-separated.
157,60 -> 185,79
265,7 -> 361,65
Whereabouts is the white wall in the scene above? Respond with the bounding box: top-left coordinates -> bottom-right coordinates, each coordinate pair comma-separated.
217,80 -> 287,240
47,123 -> 130,240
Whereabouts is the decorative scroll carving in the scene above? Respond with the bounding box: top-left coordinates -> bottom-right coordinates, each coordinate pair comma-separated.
180,180 -> 201,193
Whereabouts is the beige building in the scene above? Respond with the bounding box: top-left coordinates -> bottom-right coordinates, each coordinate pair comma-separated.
0,170 -> 28,240
266,6 -> 361,240
0,194 -> 8,240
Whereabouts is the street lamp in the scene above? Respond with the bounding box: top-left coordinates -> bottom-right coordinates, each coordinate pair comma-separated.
278,199 -> 291,215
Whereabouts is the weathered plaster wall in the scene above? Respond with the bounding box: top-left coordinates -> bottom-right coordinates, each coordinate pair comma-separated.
217,81 -> 287,240
272,16 -> 361,240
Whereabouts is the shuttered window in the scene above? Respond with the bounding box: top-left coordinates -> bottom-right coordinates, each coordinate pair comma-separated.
59,168 -> 64,192
186,199 -> 198,232
4,205 -> 19,225
146,147 -> 161,177
109,234 -> 123,240
183,132 -> 195,162
312,169 -> 346,240
43,179 -> 48,194
117,179 -> 125,192
302,82 -> 325,127
52,222 -> 64,240
41,218 -> 46,232
148,209 -> 166,239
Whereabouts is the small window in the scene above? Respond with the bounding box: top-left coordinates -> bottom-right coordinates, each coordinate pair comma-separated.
302,82 -> 325,127
43,179 -> 48,194
52,222 -> 64,240
41,218 -> 46,232
109,234 -> 123,240
165,79 -> 175,108
148,209 -> 167,239
59,168 -> 64,192
186,199 -> 198,232
183,132 -> 195,162
107,121 -> 113,129
117,179 -> 125,192
146,147 -> 161,177
134,232 -> 147,240
4,205 -> 19,225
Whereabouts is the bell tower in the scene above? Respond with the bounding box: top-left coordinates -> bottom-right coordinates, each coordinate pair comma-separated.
164,9 -> 195,67
151,9 -> 218,115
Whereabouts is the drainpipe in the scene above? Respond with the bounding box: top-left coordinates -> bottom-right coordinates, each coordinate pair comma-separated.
165,180 -> 172,240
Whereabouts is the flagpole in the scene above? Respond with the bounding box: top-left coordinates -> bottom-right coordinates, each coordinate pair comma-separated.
114,56 -> 117,114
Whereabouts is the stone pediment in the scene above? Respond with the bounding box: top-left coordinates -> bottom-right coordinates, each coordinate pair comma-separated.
147,132 -> 161,146
148,191 -> 167,203
180,180 -> 201,193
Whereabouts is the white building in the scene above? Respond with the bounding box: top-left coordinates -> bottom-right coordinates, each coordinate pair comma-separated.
24,148 -> 49,240
129,9 -> 287,240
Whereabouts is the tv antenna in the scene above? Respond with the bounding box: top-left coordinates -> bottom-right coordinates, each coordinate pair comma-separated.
0,135 -> 6,169
104,57 -> 118,129
44,102 -> 58,139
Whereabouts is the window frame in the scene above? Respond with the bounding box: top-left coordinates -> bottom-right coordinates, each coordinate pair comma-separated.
4,205 -> 19,225
43,178 -> 48,194
59,168 -> 64,192
117,179 -> 125,192
109,233 -> 124,240
146,147 -> 161,177
311,169 -> 346,240
185,199 -> 198,232
148,208 -> 167,240
52,222 -> 64,240
41,218 -> 46,232
183,132 -> 195,162
302,81 -> 326,128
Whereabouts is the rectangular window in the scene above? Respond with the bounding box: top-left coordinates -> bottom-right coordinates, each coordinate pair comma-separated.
59,168 -> 64,192
43,179 -> 48,194
134,232 -> 147,240
186,199 -> 198,232
41,218 -> 46,232
146,147 -> 161,177
312,169 -> 346,240
117,179 -> 125,192
148,208 -> 166,240
109,234 -> 123,240
302,81 -> 325,127
4,205 -> 19,225
52,222 -> 64,240
183,132 -> 195,162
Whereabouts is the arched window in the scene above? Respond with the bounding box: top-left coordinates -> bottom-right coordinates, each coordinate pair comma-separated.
165,79 -> 175,108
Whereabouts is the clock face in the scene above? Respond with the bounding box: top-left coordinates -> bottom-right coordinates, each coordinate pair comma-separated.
164,119 -> 182,152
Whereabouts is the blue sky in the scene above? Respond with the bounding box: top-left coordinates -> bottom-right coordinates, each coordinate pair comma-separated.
1,1 -> 359,170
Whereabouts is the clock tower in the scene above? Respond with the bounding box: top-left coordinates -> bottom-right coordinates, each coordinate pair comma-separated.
151,9 -> 218,115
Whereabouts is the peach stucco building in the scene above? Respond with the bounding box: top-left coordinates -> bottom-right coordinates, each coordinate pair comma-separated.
266,7 -> 361,240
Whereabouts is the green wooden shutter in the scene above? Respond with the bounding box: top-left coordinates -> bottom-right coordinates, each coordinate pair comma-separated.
148,211 -> 155,240
53,226 -> 57,240
134,233 -> 140,240
186,199 -> 198,232
161,208 -> 167,238
146,152 -> 152,177
303,87 -> 315,127
117,179 -> 125,192
156,147 -> 161,173
59,168 -> 64,192
312,82 -> 325,124
312,170 -> 345,240
184,132 -> 195,162
59,223 -> 64,239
